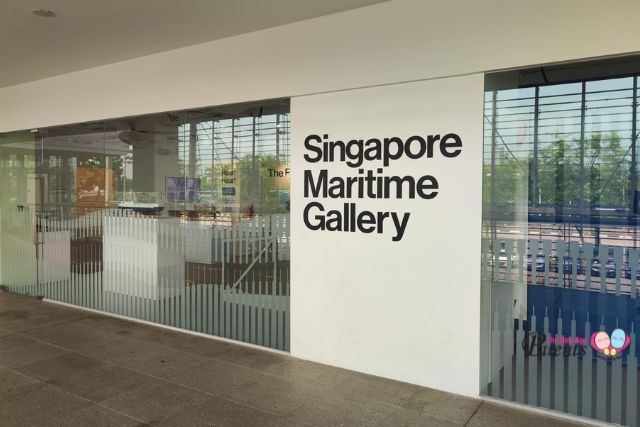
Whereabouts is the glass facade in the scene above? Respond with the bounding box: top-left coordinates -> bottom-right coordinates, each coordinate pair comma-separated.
0,99 -> 291,351
481,58 -> 640,425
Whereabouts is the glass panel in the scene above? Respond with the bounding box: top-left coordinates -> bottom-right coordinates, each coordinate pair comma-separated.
37,121 -> 109,311
481,66 -> 640,426
0,131 -> 39,291
1,99 -> 290,351
179,105 -> 290,348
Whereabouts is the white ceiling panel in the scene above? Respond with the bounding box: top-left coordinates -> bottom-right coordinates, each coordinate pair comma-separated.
0,0 -> 387,87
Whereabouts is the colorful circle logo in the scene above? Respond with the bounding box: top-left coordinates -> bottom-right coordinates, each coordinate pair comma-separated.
590,329 -> 630,358
594,331 -> 610,350
610,329 -> 626,349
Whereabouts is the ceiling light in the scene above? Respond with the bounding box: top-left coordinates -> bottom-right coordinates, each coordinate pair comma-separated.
31,9 -> 56,18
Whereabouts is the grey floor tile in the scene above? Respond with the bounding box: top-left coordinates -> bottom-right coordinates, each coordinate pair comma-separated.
58,404 -> 148,427
0,308 -> 38,329
0,367 -> 39,393
400,388 -> 482,424
0,314 -> 87,334
15,353 -> 154,403
63,365 -> 159,403
260,357 -> 348,388
466,402 -> 588,427
149,332 -> 240,359
380,408 -> 461,427
224,373 -> 398,425
156,396 -> 294,427
0,326 -> 15,337
161,358 -> 260,396
74,315 -> 217,357
0,334 -> 70,368
328,370 -> 426,409
214,345 -> 289,370
82,335 -> 210,378
74,313 -> 146,332
118,343 -> 211,378
23,320 -> 123,352
74,313 -> 276,368
101,381 -> 212,424
75,315 -> 175,340
0,293 -> 591,427
281,388 -> 405,426
0,382 -> 93,427
0,294 -> 43,308
78,335 -> 162,363
324,370 -> 481,425
16,352 -> 110,379
0,300 -> 88,333
0,307 -> 31,319
223,371 -> 318,416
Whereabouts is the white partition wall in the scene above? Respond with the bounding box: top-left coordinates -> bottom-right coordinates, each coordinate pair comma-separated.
290,74 -> 484,397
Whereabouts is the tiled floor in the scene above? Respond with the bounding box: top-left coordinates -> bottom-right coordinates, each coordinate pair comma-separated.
0,291 -> 588,426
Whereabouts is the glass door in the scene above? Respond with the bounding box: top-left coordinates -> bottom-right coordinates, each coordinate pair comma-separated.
36,123 -> 108,307
2,99 -> 290,352
481,60 -> 640,426
0,131 -> 39,294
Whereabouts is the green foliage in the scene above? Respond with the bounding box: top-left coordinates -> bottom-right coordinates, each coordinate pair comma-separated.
485,132 -> 631,209
236,154 -> 289,214
537,137 -> 580,206
199,162 -> 220,192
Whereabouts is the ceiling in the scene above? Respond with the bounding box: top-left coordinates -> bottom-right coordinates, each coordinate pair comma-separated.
0,0 -> 387,88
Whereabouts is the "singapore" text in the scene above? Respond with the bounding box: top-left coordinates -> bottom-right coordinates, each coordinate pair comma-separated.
302,133 -> 463,242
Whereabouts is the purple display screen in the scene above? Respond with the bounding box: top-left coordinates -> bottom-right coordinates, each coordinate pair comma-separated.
167,177 -> 200,202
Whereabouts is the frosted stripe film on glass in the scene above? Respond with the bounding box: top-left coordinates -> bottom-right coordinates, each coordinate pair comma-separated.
482,69 -> 640,426
0,104 -> 291,352
2,209 -> 290,350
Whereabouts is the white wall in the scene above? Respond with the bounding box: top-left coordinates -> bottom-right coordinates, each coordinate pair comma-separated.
290,74 -> 484,397
1,0 -> 640,132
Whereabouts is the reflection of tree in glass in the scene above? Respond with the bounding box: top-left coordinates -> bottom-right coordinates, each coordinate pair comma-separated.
585,132 -> 629,207
200,163 -> 220,192
195,156 -> 289,215
538,132 -> 629,207
485,150 -> 526,206
537,137 -> 580,206
237,154 -> 289,215
484,132 -> 630,209
109,155 -> 134,194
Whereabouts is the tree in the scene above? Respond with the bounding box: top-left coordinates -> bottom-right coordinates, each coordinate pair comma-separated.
483,131 -> 631,210
536,132 -> 630,208
237,154 -> 289,215
536,137 -> 580,206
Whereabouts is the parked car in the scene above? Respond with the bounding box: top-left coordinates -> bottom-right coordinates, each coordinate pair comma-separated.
550,256 -> 586,275
623,264 -> 640,280
526,253 -> 546,272
590,259 -> 601,277
590,258 -> 617,278
622,249 -> 640,279
488,249 -> 518,268
497,249 -> 508,267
